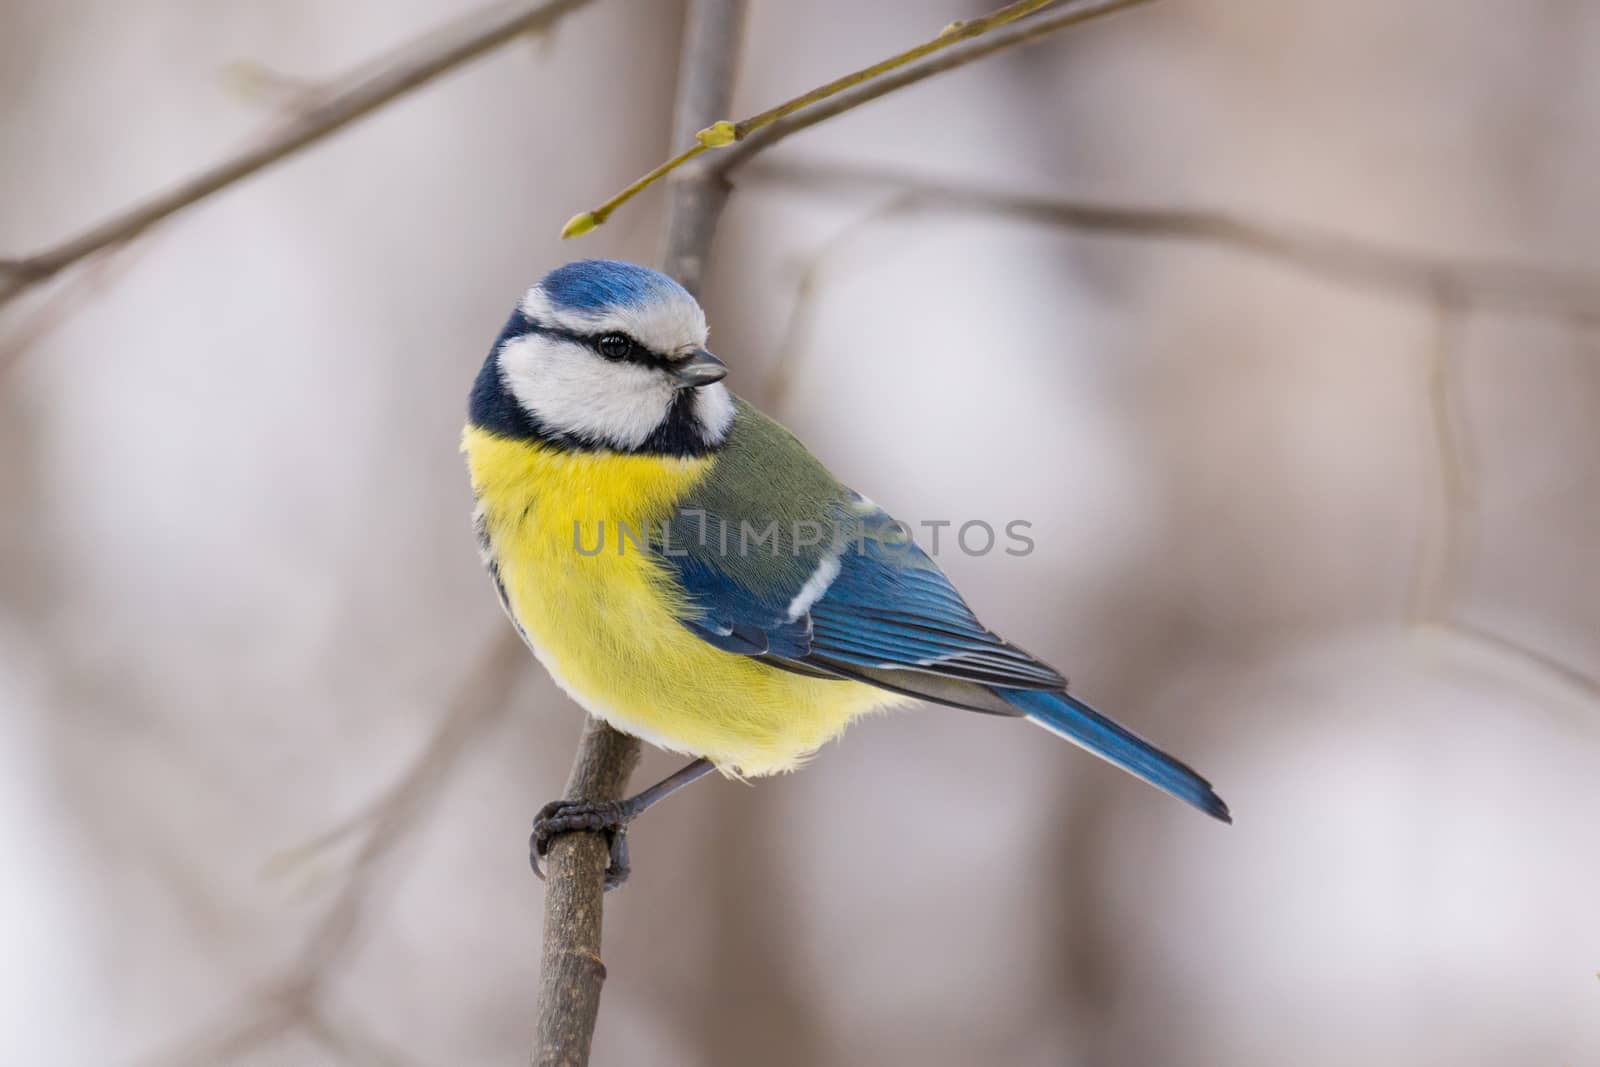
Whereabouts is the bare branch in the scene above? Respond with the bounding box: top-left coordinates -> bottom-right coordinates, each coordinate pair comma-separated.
302,1002 -> 428,1067
135,624 -> 529,1067
740,159 -> 1600,316
709,0 -> 1155,179
134,1000 -> 301,1067
560,0 -> 1146,239
534,718 -> 642,1066
294,629 -> 526,978
745,160 -> 1600,714
1407,308 -> 1600,710
0,242 -> 152,375
656,0 -> 752,296
534,3 -> 748,1064
1408,292 -> 1475,624
0,0 -> 596,311
757,196 -> 918,414
1461,624 -> 1600,705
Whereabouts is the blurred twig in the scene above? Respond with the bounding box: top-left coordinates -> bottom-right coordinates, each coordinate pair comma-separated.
756,195 -> 918,414
1408,290 -> 1475,624
138,631 -> 527,1067
1406,299 -> 1600,703
0,242 -> 150,376
294,631 -> 527,979
533,4 -> 747,1065
133,1003 -> 301,1067
302,1003 -> 426,1067
740,159 -> 1600,316
1441,621 -> 1600,705
263,632 -> 525,884
562,0 -> 1152,239
0,0 -> 595,312
750,159 -> 1600,707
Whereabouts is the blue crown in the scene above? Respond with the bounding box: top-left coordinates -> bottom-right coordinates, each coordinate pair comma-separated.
540,259 -> 691,313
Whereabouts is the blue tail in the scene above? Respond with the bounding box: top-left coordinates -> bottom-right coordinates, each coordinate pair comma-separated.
1000,688 -> 1231,823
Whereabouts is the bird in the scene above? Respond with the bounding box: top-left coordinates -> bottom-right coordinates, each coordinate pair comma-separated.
463,259 -> 1229,887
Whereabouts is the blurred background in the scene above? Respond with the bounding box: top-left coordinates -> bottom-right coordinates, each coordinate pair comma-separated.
4,1 -> 1599,1064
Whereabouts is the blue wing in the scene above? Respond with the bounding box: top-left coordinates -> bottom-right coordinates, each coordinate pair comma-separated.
656,500 -> 1230,822
670,545 -> 815,660
805,531 -> 1065,690
657,503 -> 1064,692
648,397 -> 1231,821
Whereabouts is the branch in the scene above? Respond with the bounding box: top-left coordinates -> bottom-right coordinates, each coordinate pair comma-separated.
1408,291 -> 1474,624
559,0 -> 1147,239
138,630 -> 528,1067
656,0 -> 751,297
740,159 -> 1600,317
710,0 -> 1153,179
743,160 -> 1600,717
756,196 -> 918,415
534,719 -> 642,1067
1440,620 -> 1600,708
0,0 -> 595,311
0,243 -> 151,376
533,3 -> 747,1064
1407,303 -> 1600,706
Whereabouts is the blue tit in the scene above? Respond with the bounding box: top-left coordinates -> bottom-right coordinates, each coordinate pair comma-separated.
463,259 -> 1229,885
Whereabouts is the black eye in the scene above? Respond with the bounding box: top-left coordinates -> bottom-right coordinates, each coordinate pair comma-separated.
597,334 -> 634,360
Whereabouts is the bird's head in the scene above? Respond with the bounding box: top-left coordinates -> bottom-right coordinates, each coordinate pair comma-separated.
474,259 -> 734,455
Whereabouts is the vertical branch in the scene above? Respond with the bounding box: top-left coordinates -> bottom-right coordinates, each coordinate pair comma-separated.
534,719 -> 642,1067
532,2 -> 746,1064
1409,287 -> 1476,625
657,0 -> 747,293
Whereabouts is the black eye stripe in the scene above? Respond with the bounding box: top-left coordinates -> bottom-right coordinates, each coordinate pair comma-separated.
518,320 -> 674,370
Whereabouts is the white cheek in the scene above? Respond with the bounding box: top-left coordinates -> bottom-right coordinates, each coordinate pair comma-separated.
499,336 -> 674,449
693,383 -> 735,445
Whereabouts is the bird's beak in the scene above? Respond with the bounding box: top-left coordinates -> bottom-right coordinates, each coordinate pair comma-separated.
669,348 -> 728,389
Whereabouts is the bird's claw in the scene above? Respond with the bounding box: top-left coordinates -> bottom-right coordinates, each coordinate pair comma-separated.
530,799 -> 632,891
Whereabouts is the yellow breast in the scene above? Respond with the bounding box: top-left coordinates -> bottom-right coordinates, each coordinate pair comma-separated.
462,426 -> 903,776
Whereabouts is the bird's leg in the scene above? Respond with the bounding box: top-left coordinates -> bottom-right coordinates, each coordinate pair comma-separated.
530,757 -> 716,891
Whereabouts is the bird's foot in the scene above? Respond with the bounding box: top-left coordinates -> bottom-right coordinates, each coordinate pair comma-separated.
527,758 -> 718,892
530,799 -> 632,891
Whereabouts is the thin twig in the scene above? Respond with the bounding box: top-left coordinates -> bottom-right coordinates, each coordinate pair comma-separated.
751,161 -> 1600,708
0,241 -> 151,376
757,195 -> 918,414
709,0 -> 1155,178
533,4 -> 748,1064
728,0 -> 1049,137
739,159 -> 1600,317
261,632 -> 524,884
136,620 -> 529,1067
559,0 -> 1142,239
1443,621 -> 1600,707
1408,290 -> 1474,623
293,630 -> 527,979
1408,309 -> 1600,709
134,1002 -> 301,1067
0,0 -> 596,311
302,1002 -> 427,1067
748,160 -> 1600,710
